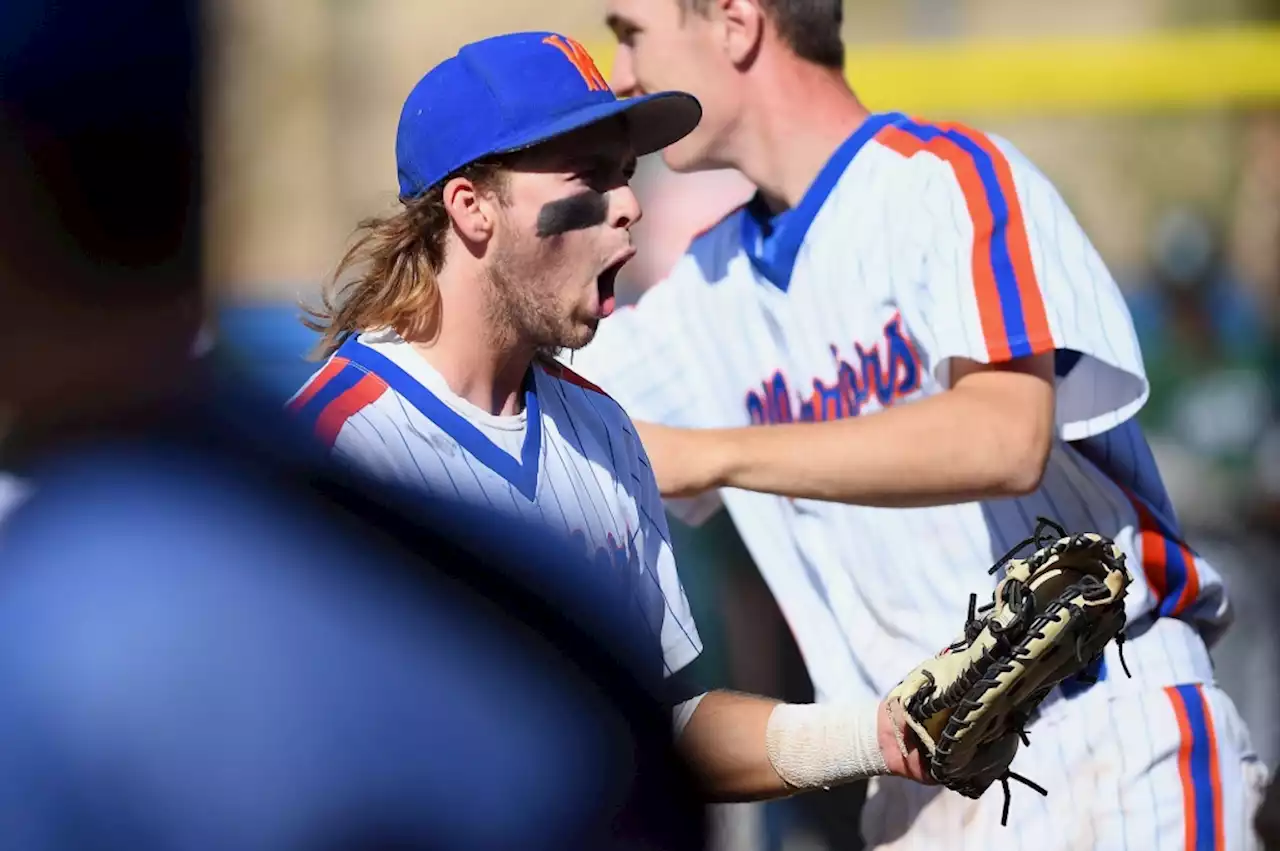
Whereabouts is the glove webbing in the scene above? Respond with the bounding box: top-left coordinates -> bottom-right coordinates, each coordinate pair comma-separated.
991,518 -> 1133,680
970,517 -> 1133,826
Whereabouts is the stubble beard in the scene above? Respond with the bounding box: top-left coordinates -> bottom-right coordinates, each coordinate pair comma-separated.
485,239 -> 590,357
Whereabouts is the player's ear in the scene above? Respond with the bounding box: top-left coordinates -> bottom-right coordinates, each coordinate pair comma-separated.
442,176 -> 495,245
719,0 -> 764,67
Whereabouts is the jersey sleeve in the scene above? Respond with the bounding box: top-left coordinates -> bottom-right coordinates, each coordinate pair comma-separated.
571,272 -> 724,527
623,423 -> 705,691
288,357 -> 404,478
886,123 -> 1149,441
329,412 -> 414,489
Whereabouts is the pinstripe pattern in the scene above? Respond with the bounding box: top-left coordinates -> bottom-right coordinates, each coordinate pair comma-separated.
858,683 -> 1263,849
292,331 -> 703,679
570,117 -> 1246,842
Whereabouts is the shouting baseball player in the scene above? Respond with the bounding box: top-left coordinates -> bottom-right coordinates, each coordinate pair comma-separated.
566,1 -> 1270,848
286,30 -> 975,806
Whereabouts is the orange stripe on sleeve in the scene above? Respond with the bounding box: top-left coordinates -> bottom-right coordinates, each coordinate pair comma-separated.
1173,543 -> 1202,618
1126,491 -> 1170,600
1166,686 -> 1200,851
1125,487 -> 1202,617
942,124 -> 1053,350
289,357 -> 349,412
874,124 -> 925,159
314,373 -> 388,448
876,124 -> 1012,361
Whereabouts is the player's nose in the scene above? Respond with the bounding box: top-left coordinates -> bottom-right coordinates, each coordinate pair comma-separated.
609,184 -> 642,230
610,46 -> 640,97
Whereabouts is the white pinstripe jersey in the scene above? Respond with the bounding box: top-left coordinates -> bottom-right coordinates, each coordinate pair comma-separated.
571,112 -> 1231,707
288,329 -> 703,683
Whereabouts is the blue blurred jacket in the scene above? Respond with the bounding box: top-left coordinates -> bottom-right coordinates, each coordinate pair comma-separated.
0,376 -> 703,851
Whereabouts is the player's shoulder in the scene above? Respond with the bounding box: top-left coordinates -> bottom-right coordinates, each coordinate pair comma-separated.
287,348 -> 392,417
659,201 -> 751,291
605,201 -> 752,329
868,114 -> 1021,161
538,357 -> 625,416
538,357 -> 648,433
685,201 -> 748,256
287,347 -> 397,451
539,356 -> 609,394
866,113 -> 1041,189
537,357 -> 649,469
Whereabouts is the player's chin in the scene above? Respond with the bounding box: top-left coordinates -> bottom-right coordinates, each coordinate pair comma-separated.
661,134 -> 715,174
559,319 -> 599,352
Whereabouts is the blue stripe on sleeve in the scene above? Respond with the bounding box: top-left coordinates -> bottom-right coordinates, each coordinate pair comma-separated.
294,364 -> 363,433
898,120 -> 1032,356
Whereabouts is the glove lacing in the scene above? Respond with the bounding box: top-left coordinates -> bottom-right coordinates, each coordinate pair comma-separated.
988,517 -> 1131,680
949,580 -> 1049,825
970,517 -> 1132,826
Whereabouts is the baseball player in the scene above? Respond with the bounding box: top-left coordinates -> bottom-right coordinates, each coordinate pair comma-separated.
567,0 -> 1270,848
289,30 -> 951,805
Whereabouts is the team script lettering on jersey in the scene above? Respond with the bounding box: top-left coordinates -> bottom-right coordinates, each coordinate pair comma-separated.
747,313 -> 922,425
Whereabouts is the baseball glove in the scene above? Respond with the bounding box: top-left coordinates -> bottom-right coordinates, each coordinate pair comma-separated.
887,518 -> 1133,825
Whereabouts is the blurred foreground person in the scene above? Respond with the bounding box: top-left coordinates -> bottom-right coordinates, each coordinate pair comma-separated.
0,3 -> 705,849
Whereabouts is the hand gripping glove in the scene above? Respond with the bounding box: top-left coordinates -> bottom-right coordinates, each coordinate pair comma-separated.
887,518 -> 1133,825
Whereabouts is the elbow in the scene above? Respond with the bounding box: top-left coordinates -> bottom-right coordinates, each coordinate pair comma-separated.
953,358 -> 1057,499
992,423 -> 1052,497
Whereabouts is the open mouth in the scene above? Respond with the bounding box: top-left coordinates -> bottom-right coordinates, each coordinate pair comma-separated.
595,250 -> 635,318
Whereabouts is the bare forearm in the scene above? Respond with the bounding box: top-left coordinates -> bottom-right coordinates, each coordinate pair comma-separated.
679,691 -> 786,801
702,360 -> 1055,507
719,394 -> 1035,506
677,691 -> 928,802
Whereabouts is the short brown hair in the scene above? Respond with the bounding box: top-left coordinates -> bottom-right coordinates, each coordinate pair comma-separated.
303,162 -> 506,360
683,0 -> 844,70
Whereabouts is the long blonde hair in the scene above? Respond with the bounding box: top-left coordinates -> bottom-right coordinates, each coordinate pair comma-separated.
303,161 -> 506,360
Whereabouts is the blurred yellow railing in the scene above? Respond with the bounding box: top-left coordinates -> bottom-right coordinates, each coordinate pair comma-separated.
587,24 -> 1280,115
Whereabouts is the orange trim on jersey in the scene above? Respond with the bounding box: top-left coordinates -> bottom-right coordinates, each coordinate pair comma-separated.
540,359 -> 610,398
1165,685 -> 1226,851
288,357 -> 349,413
874,120 -> 1053,363
314,372 -> 388,448
876,124 -> 1011,360
1167,687 -> 1200,851
1123,488 -> 1200,618
940,123 -> 1053,349
1173,538 -> 1201,616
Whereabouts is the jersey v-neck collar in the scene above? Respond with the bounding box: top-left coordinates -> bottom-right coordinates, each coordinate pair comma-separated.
739,112 -> 905,292
337,334 -> 542,501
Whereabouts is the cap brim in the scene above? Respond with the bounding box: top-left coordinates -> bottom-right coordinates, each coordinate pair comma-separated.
493,90 -> 702,160
612,91 -> 703,156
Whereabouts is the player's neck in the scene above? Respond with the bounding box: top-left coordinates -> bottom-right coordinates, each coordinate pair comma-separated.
732,60 -> 869,212
405,270 -> 531,418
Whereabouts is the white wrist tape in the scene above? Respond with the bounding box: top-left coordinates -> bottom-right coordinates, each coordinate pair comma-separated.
765,701 -> 888,790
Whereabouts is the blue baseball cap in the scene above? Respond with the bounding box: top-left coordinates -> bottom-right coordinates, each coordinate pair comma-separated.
395,31 -> 701,199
